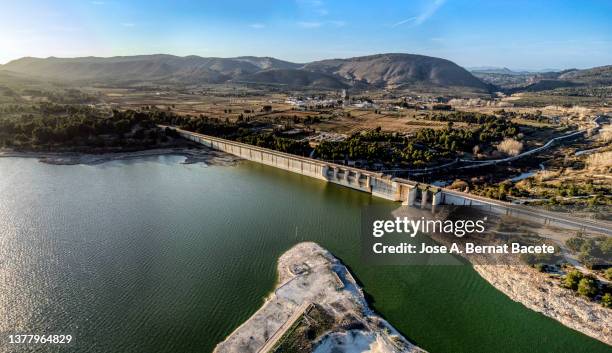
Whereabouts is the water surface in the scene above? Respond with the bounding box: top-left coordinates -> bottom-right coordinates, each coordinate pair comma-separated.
0,156 -> 608,353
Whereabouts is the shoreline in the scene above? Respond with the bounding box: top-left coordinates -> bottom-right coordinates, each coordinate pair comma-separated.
4,146 -> 609,347
389,206 -> 611,346
473,263 -> 611,345
214,242 -> 424,353
432,226 -> 611,344
0,147 -> 241,166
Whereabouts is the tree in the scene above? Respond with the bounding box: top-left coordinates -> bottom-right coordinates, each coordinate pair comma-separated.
602,293 -> 612,308
604,268 -> 612,281
577,277 -> 598,298
564,270 -> 583,290
600,237 -> 612,258
565,236 -> 585,253
32,126 -> 53,144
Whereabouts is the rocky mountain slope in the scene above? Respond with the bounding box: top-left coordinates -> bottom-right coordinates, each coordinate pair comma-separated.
303,53 -> 490,90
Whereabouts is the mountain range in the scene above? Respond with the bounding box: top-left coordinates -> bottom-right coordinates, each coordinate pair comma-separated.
470,66 -> 612,91
1,53 -> 609,93
0,53 -> 491,91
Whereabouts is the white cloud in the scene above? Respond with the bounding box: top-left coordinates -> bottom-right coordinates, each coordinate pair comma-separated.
296,20 -> 346,29
249,23 -> 266,29
393,0 -> 445,27
329,20 -> 346,27
297,21 -> 322,28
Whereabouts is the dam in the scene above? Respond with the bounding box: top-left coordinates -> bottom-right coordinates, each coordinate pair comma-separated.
168,126 -> 611,236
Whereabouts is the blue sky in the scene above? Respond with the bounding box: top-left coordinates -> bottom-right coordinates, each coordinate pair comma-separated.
1,0 -> 611,69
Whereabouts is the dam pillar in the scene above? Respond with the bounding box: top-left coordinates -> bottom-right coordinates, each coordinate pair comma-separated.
333,167 -> 339,180
366,175 -> 372,192
432,191 -> 443,206
431,190 -> 443,213
392,182 -> 401,201
403,187 -> 417,206
322,165 -> 330,180
420,189 -> 429,209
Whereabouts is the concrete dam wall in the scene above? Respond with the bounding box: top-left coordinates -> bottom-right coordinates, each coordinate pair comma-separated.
176,127 -> 412,202
170,127 -> 611,236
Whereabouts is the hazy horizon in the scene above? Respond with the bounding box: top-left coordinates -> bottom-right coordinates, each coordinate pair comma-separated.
0,52 -> 586,72
1,0 -> 611,70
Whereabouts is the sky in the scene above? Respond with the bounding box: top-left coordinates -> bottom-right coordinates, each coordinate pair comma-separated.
1,0 -> 611,70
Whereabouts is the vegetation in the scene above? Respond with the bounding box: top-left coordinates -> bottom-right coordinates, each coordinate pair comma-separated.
563,270 -> 584,290
271,304 -> 335,353
602,293 -> 612,308
0,103 -> 175,151
497,138 -> 523,156
564,235 -> 611,269
604,268 -> 612,281
586,151 -> 612,171
238,134 -> 310,155
562,268 -> 610,308
314,113 -> 519,168
577,276 -> 598,298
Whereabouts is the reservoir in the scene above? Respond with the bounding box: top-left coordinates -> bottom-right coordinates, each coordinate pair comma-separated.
0,156 -> 608,353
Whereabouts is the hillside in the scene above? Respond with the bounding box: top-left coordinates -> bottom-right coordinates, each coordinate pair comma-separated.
558,65 -> 612,85
1,53 -> 489,91
303,53 -> 490,90
0,55 -> 263,84
235,69 -> 348,88
473,65 -> 612,91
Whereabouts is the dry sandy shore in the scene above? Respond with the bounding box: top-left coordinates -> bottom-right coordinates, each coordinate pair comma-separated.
214,242 -> 425,353
0,147 -> 240,166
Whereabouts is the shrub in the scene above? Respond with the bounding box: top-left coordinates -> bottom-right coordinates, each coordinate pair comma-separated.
577,277 -> 598,298
602,293 -> 612,308
497,138 -> 523,156
579,239 -> 598,257
600,237 -> 612,258
605,268 -> 612,281
565,236 -> 585,253
578,254 -> 597,270
564,270 -> 583,290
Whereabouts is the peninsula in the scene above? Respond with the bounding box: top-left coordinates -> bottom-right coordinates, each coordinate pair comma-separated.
213,242 -> 424,353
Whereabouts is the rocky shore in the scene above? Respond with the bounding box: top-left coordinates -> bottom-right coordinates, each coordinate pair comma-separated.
389,205 -> 611,346
0,147 -> 240,166
473,263 -> 611,345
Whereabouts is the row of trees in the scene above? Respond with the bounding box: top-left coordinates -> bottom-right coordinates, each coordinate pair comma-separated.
314,115 -> 519,168
238,134 -> 310,155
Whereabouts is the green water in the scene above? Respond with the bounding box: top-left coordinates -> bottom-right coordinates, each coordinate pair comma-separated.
0,156 -> 609,353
